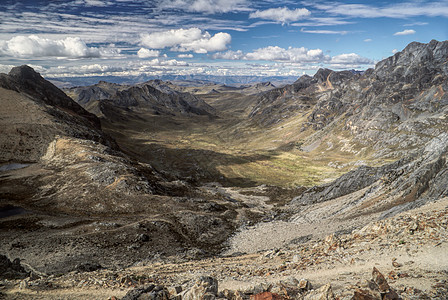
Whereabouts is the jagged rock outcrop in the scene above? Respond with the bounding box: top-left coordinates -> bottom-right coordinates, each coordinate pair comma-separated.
248,69 -> 357,127
292,132 -> 448,218
249,40 -> 448,159
339,40 -> 448,158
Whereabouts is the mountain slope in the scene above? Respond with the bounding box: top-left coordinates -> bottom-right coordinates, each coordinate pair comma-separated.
0,65 -> 114,162
246,40 -> 448,218
0,66 -> 245,275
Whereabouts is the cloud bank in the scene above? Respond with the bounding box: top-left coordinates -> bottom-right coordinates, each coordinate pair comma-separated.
310,1 -> 448,18
213,46 -> 328,63
213,46 -> 374,68
140,28 -> 231,53
0,35 -> 119,58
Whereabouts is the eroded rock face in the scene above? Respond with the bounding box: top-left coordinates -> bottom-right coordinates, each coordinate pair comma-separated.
265,40 -> 448,215
250,40 -> 448,160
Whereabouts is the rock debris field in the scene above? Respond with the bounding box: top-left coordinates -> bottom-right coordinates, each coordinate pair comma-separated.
1,197 -> 447,299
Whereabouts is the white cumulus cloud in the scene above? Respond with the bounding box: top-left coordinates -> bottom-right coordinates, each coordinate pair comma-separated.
0,35 -> 119,58
137,48 -> 161,58
140,28 -> 231,53
213,46 -> 328,63
330,53 -> 373,65
393,29 -> 416,36
245,46 -> 327,63
249,7 -> 311,24
177,54 -> 194,58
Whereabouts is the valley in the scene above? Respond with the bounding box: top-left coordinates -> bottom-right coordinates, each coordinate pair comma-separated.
1,40 -> 448,299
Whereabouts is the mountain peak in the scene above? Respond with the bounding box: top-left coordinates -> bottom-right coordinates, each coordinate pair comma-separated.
8,65 -> 42,81
2,65 -> 102,129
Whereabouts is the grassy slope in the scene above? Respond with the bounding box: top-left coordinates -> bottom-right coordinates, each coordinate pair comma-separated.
98,90 -> 385,188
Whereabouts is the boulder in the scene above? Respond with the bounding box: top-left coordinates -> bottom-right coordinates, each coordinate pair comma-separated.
182,276 -> 218,300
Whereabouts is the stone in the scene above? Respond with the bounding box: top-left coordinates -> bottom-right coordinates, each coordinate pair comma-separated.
292,255 -> 301,263
303,284 -> 335,300
298,279 -> 312,291
352,288 -> 379,300
250,291 -> 282,300
372,267 -> 390,294
121,284 -> 155,300
182,276 -> 218,300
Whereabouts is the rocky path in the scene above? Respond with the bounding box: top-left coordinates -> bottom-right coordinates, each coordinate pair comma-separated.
1,197 -> 447,299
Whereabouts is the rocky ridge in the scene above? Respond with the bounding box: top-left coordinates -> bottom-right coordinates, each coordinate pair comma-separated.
67,80 -> 216,117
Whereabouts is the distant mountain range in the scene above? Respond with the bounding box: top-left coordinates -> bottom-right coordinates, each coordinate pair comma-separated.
48,74 -> 299,88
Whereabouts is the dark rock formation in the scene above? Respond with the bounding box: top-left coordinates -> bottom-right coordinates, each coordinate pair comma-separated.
0,255 -> 29,279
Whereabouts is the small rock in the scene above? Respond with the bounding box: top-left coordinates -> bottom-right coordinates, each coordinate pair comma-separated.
0,255 -> 29,280
304,284 -> 335,300
250,291 -> 282,300
292,255 -> 301,263
372,267 -> 390,293
298,279 -> 312,291
392,261 -> 402,268
19,279 -> 28,290
168,285 -> 182,295
182,276 -> 218,300
136,234 -> 150,242
352,288 -> 379,300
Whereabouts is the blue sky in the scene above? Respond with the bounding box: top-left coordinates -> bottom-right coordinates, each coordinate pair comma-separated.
0,0 -> 447,80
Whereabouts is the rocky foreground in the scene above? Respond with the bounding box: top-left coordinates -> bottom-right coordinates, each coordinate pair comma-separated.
1,197 -> 447,299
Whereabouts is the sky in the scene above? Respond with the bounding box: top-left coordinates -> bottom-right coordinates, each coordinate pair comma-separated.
0,0 -> 447,81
